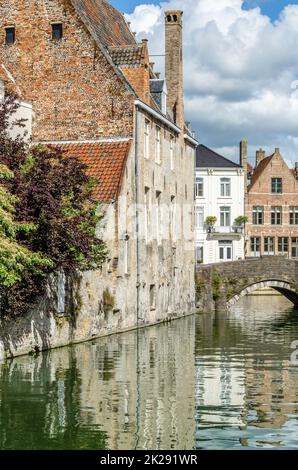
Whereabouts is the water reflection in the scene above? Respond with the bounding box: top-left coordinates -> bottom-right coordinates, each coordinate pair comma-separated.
0,295 -> 298,449
195,295 -> 298,449
0,317 -> 195,450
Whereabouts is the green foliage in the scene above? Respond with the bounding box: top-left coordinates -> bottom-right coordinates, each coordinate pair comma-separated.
0,164 -> 52,287
205,216 -> 217,226
234,215 -> 248,226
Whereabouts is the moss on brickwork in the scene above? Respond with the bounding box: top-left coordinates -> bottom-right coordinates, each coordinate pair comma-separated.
103,289 -> 115,315
212,271 -> 223,301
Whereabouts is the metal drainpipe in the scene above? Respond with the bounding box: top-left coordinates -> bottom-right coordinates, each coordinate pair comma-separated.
134,104 -> 141,450
134,105 -> 141,326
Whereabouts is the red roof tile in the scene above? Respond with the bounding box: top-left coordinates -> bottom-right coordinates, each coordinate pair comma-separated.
71,0 -> 136,48
249,154 -> 273,189
109,44 -> 144,67
50,140 -> 131,202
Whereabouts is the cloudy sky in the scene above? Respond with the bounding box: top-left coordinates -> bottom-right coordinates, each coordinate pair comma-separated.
111,1 -> 298,166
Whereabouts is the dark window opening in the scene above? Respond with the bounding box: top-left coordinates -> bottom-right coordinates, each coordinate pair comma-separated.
173,15 -> 178,22
167,15 -> 172,22
52,23 -> 63,41
5,27 -> 15,46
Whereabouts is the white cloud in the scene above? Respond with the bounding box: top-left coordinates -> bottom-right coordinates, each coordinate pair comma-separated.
126,0 -> 298,165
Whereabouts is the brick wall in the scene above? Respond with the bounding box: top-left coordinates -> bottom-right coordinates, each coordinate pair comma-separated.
0,0 -> 135,141
245,149 -> 298,257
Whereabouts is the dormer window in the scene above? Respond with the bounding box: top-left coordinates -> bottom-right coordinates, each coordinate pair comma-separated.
52,23 -> 63,41
5,27 -> 15,46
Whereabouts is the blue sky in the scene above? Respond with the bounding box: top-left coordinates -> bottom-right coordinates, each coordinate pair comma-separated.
113,0 -> 298,162
111,0 -> 298,20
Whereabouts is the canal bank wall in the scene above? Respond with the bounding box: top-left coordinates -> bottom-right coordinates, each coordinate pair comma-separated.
0,269 -> 195,361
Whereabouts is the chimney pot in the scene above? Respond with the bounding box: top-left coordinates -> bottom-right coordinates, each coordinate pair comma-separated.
256,148 -> 266,166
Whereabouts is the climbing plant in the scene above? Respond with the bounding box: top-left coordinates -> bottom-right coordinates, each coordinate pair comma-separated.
0,94 -> 107,316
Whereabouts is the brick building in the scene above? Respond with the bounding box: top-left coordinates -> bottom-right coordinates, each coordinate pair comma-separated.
0,0 -> 197,350
240,141 -> 298,259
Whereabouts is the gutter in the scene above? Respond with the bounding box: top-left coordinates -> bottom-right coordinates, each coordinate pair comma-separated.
135,99 -> 181,134
184,133 -> 199,147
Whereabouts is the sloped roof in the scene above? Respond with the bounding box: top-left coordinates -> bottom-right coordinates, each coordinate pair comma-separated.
249,155 -> 273,188
150,80 -> 165,94
109,44 -> 144,67
71,0 -> 136,48
49,140 -> 131,202
196,144 -> 242,168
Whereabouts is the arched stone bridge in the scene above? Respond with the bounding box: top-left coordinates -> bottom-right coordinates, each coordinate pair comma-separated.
196,257 -> 298,312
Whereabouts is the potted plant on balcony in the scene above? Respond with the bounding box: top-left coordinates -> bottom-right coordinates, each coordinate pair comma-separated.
233,216 -> 248,233
205,216 -> 217,233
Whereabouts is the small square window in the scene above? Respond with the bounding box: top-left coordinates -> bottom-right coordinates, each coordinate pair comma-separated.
52,23 -> 63,41
5,27 -> 15,46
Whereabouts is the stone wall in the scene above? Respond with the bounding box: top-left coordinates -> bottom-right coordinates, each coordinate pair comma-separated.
196,257 -> 298,312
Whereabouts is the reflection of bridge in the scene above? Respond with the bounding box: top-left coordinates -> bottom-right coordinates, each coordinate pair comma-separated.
196,257 -> 298,312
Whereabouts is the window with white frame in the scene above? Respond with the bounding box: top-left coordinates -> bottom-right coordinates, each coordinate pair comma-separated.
271,206 -> 282,225
220,178 -> 231,197
195,206 -> 204,229
170,135 -> 174,170
289,207 -> 298,225
195,246 -> 203,266
170,195 -> 176,242
194,177 -> 203,198
144,119 -> 150,159
253,206 -> 264,225
292,238 -> 298,258
124,234 -> 129,275
220,206 -> 231,227
278,237 -> 288,255
264,237 -> 275,255
251,237 -> 261,257
272,177 -> 282,194
155,126 -> 161,164
144,187 -> 151,243
156,191 -> 161,244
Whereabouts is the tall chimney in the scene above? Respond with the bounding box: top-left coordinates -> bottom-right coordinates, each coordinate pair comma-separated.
240,140 -> 248,193
256,148 -> 265,167
165,11 -> 184,129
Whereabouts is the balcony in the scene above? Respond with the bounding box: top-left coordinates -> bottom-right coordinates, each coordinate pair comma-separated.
206,225 -> 244,241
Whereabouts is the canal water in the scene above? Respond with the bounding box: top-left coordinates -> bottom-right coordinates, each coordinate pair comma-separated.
0,295 -> 298,450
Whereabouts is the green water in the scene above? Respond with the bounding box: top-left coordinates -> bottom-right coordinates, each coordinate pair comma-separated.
0,295 -> 298,450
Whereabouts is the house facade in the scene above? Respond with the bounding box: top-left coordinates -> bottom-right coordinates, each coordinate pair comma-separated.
195,145 -> 245,266
0,1 -> 197,356
242,143 -> 298,259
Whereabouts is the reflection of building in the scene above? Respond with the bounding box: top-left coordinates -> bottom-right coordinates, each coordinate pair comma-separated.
195,298 -> 298,448
0,317 -> 196,450
195,145 -> 245,265
196,360 -> 246,427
